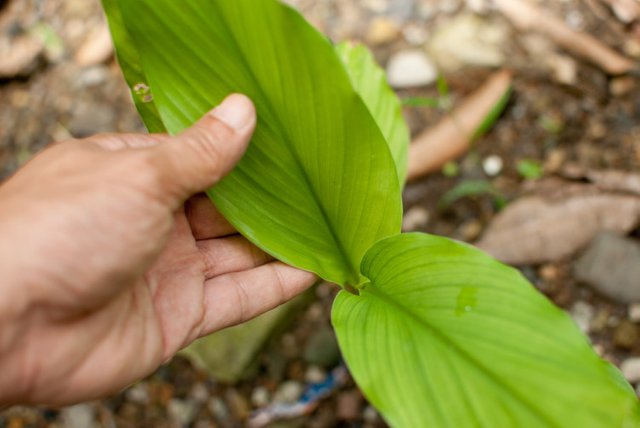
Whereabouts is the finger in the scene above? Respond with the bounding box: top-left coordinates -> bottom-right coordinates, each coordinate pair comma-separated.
199,262 -> 317,335
197,235 -> 273,279
154,94 -> 256,204
185,194 -> 235,239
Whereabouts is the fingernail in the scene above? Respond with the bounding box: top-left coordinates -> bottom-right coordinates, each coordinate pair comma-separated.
211,94 -> 255,131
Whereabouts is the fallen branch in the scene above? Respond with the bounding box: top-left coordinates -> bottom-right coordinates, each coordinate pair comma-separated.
407,69 -> 513,181
492,0 -> 635,75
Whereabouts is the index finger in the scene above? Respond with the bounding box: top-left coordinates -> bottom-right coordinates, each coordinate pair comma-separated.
198,262 -> 318,335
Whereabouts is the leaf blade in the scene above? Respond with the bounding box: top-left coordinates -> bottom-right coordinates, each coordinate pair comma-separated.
333,233 -> 640,427
336,42 -> 410,184
113,0 -> 402,285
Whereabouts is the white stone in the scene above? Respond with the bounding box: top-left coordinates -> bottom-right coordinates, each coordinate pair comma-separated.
402,207 -> 430,231
629,303 -> 640,322
570,301 -> 594,334
305,365 -> 327,383
363,406 -> 382,423
125,384 -> 150,404
483,155 -> 504,177
428,14 -> 506,72
189,383 -> 210,404
387,50 -> 438,88
60,405 -> 96,428
168,399 -> 198,426
621,358 -> 640,383
251,386 -> 271,407
274,381 -> 303,404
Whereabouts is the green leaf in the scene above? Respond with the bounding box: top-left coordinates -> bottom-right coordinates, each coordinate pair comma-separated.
101,0 -> 165,133
517,159 -> 544,180
110,0 -> 402,286
336,42 -> 410,184
333,233 -> 640,427
439,179 -> 505,209
472,85 -> 511,140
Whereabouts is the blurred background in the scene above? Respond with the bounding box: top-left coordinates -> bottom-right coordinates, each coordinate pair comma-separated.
1,0 -> 640,426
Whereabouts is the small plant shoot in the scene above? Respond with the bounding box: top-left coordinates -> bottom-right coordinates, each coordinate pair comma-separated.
103,0 -> 640,426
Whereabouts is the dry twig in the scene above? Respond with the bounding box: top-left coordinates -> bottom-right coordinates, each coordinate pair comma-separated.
491,0 -> 635,75
407,69 -> 513,181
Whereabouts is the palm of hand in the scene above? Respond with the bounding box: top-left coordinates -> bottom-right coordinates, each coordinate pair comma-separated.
0,128 -> 315,406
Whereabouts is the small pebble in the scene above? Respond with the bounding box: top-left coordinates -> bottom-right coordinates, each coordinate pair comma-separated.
74,66 -> 109,88
590,309 -> 610,333
538,264 -> 561,282
402,206 -> 430,231
614,320 -> 639,349
189,383 -> 210,404
544,149 -> 567,173
274,381 -> 303,404
593,343 -> 605,357
305,365 -> 327,383
629,303 -> 640,323
458,219 -> 483,242
482,155 -> 503,177
306,302 -> 324,322
570,301 -> 594,334
60,404 -> 96,428
363,405 -> 382,423
621,358 -> 640,383
337,390 -> 363,422
366,17 -> 400,45
167,399 -> 199,427
387,50 -> 438,88
208,398 -> 230,422
610,77 -> 635,97
251,386 -> 270,408
125,384 -> 150,405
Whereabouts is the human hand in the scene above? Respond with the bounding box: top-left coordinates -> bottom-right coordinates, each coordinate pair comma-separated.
0,94 -> 317,406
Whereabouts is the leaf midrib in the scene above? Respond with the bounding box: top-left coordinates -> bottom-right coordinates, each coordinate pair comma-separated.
362,285 -> 562,428
151,0 -> 361,285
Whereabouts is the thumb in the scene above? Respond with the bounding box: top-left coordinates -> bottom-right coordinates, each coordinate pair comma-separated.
154,93 -> 256,203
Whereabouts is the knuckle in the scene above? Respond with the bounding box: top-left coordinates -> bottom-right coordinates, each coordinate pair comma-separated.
128,150 -> 167,190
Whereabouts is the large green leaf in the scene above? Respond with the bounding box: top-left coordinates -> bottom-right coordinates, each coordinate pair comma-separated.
333,233 -> 640,427
112,0 -> 402,286
336,42 -> 410,184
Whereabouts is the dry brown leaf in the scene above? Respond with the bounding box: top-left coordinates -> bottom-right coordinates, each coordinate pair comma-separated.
476,190 -> 640,265
407,69 -> 513,181
492,0 -> 635,75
